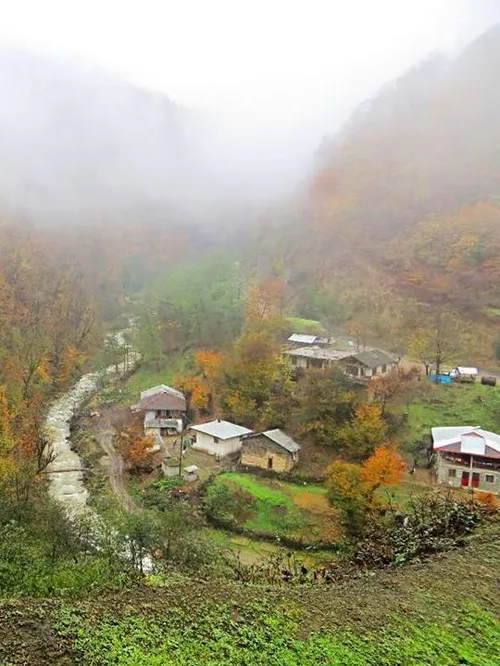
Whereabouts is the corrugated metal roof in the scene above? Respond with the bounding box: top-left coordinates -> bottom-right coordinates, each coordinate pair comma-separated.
452,367 -> 478,376
288,334 -> 320,344
262,429 -> 300,453
285,346 -> 351,361
140,384 -> 185,400
351,348 -> 397,368
432,426 -> 500,457
189,420 -> 253,440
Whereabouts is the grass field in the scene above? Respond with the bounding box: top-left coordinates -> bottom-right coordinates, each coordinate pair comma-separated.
403,381 -> 500,446
206,472 -> 339,545
96,358 -> 190,406
285,316 -> 324,335
2,523 -> 498,665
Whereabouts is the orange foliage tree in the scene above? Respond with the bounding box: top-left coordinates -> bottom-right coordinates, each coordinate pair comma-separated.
326,444 -> 405,535
175,350 -> 222,414
360,444 -> 406,492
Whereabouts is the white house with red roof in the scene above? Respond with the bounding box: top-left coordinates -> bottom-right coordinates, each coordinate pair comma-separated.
432,426 -> 500,493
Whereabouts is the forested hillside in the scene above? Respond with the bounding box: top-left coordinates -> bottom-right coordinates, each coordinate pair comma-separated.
253,26 -> 500,361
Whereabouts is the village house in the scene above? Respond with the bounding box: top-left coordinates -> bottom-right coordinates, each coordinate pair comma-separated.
342,348 -> 398,379
432,426 -> 500,493
131,384 -> 186,436
189,419 -> 253,458
241,429 -> 300,472
284,345 -> 397,378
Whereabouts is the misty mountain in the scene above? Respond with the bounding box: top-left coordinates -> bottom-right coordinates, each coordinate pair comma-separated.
314,24 -> 500,237
249,25 -> 500,342
0,48 -> 201,221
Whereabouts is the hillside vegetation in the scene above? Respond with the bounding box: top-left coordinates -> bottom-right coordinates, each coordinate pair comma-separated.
0,523 -> 498,665
253,26 -> 500,362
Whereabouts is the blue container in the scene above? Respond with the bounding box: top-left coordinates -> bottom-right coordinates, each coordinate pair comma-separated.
429,373 -> 452,385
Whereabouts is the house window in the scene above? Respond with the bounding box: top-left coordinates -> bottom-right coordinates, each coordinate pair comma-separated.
359,367 -> 365,376
485,474 -> 495,483
381,364 -> 387,373
267,457 -> 273,470
448,468 -> 456,478
345,365 -> 358,376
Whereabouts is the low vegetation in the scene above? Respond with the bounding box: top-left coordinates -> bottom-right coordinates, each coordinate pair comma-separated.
205,472 -> 338,546
1,521 -> 498,664
403,382 -> 500,452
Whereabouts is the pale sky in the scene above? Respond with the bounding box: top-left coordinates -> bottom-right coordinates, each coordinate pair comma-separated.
0,0 -> 498,120
0,0 -> 499,198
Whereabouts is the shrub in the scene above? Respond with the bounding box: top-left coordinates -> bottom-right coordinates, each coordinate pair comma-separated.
353,492 -> 488,567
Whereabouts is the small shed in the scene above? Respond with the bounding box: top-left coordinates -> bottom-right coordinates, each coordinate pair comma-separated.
450,367 -> 478,383
183,465 -> 199,482
241,429 -> 300,472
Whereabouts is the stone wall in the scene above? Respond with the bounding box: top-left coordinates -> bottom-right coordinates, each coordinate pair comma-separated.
240,435 -> 295,472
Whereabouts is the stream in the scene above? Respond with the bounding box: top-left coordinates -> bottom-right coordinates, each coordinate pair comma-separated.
44,331 -> 139,511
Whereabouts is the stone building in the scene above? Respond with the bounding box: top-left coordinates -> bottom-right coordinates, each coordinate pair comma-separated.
241,429 -> 300,472
432,426 -> 500,493
284,346 -> 397,378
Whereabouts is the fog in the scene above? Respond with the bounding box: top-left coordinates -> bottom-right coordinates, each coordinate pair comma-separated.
0,0 -> 499,222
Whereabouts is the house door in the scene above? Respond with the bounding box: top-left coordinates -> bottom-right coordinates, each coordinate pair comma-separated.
267,457 -> 273,470
461,471 -> 470,487
472,472 -> 480,488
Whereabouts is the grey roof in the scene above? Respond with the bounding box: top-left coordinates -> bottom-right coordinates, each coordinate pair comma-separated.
262,429 -> 300,453
189,420 -> 253,440
285,345 -> 351,361
140,384 -> 185,400
288,334 -> 320,344
350,348 -> 397,368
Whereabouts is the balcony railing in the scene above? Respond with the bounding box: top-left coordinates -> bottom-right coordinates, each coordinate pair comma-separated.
440,453 -> 500,472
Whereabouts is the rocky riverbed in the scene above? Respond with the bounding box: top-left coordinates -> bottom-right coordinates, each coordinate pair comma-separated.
44,332 -> 139,510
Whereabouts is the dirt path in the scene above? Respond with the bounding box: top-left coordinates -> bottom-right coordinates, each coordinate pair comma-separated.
94,417 -> 137,512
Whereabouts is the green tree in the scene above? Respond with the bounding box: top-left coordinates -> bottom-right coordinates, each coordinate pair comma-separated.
293,368 -> 357,447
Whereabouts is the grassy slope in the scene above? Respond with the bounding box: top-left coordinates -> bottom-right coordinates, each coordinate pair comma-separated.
404,382 -> 500,445
285,317 -> 324,334
209,472 -> 339,543
96,358 -> 190,407
0,524 -> 498,665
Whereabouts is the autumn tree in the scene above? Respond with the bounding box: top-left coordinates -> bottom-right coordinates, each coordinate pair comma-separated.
408,307 -> 463,376
175,350 -> 222,414
118,426 -> 155,474
326,460 -> 367,536
293,368 -> 357,448
326,444 -> 405,535
217,331 -> 292,429
244,277 -> 287,337
360,444 -> 406,494
336,403 -> 388,461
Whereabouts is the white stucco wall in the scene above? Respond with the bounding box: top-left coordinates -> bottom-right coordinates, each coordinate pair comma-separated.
190,431 -> 243,457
